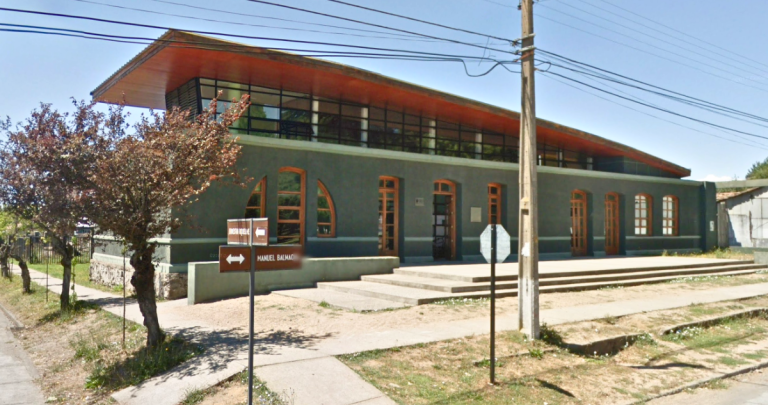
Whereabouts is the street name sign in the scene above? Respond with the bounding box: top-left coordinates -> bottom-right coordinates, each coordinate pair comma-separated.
227,219 -> 253,245
254,246 -> 302,271
219,245 -> 252,272
480,224 -> 511,263
251,218 -> 269,246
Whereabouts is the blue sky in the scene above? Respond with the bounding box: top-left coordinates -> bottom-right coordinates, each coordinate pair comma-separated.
1,0 -> 767,180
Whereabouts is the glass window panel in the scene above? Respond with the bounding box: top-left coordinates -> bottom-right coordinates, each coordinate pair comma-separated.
219,88 -> 244,101
281,109 -> 311,123
244,208 -> 261,218
250,119 -> 279,132
318,210 -> 331,223
341,104 -> 363,117
282,96 -> 311,110
369,107 -> 386,121
318,196 -> 330,209
230,117 -> 248,130
318,225 -> 332,235
250,92 -> 280,107
404,114 -> 420,125
277,223 -> 301,237
251,85 -> 279,94
386,110 -> 403,123
442,183 -> 452,192
318,101 -> 339,114
278,171 -> 302,192
437,120 -> 459,130
250,105 -> 280,120
200,85 -> 216,99
278,195 -> 301,207
403,135 -> 421,153
217,80 -> 248,90
278,209 -> 300,220
436,127 -> 459,140
199,78 -> 215,85
283,90 -> 309,97
385,180 -> 395,188
247,194 -> 262,208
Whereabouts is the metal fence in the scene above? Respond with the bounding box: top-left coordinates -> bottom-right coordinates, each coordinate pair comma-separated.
11,234 -> 93,265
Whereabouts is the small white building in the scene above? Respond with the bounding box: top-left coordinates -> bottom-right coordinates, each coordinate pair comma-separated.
717,187 -> 768,248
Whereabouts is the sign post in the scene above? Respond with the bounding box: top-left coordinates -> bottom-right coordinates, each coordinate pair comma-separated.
219,218 -> 302,405
480,223 -> 511,385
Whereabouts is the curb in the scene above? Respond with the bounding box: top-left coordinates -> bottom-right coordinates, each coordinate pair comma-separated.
0,301 -> 25,330
624,360 -> 768,405
658,307 -> 768,336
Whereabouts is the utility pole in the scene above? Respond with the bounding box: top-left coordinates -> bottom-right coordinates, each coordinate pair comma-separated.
518,0 -> 540,339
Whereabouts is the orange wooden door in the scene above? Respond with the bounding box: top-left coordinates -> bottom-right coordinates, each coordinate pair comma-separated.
378,177 -> 399,256
433,180 -> 456,260
571,190 -> 588,257
605,193 -> 620,255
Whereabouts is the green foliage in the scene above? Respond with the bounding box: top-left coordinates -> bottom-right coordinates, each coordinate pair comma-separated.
528,348 -> 544,359
539,323 -> 565,347
748,157 -> 768,179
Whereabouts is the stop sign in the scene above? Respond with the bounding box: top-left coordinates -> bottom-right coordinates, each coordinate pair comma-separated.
480,224 -> 511,263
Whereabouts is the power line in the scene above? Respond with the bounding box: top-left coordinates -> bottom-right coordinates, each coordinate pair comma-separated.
535,13 -> 768,95
326,0 -> 517,43
72,0 -> 508,45
537,3 -> 768,89
244,0 -> 520,57
0,24 -> 521,77
540,69 -> 768,141
0,8 -> 523,62
539,50 -> 768,125
588,0 -> 768,73
541,72 -> 768,151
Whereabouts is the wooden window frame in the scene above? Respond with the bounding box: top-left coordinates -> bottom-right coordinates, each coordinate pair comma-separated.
488,183 -> 502,225
433,179 -> 457,261
379,176 -> 400,256
277,167 -> 306,246
244,177 -> 266,218
317,180 -> 336,238
662,195 -> 679,236
634,193 -> 653,236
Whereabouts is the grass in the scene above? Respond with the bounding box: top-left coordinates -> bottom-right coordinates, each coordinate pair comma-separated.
674,248 -> 754,261
25,261 -> 121,293
431,297 -> 490,307
0,271 -> 203,402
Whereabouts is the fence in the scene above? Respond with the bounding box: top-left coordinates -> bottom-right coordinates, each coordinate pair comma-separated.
11,234 -> 93,265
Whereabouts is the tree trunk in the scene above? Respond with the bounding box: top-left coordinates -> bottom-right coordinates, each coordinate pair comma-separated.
18,259 -> 31,294
53,236 -> 74,311
0,244 -> 10,279
130,244 -> 164,348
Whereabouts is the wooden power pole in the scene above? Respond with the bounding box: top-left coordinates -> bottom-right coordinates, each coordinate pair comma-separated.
518,0 -> 540,339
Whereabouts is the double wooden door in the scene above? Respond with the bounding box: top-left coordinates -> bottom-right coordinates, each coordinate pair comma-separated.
378,177 -> 399,256
570,190 -> 588,256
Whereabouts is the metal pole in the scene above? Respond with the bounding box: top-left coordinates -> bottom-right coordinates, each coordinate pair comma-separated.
490,222 -> 497,384
518,0 -> 540,339
248,248 -> 255,405
122,250 -> 126,350
45,258 -> 49,303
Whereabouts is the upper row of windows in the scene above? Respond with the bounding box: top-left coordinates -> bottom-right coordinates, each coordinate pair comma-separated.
182,78 -> 594,170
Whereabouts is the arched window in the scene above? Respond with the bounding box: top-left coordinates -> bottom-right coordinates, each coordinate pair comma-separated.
634,194 -> 653,236
317,180 -> 336,237
663,195 -> 679,236
277,167 -> 305,245
488,183 -> 502,225
244,177 -> 266,218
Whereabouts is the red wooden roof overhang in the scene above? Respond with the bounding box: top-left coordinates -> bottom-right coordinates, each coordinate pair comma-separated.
92,30 -> 690,178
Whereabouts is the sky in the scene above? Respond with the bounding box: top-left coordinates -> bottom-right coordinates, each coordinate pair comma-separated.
1,0 -> 767,181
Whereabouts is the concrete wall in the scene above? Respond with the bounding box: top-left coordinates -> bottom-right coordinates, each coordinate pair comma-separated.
723,188 -> 768,248
94,136 -> 711,273
188,256 -> 400,304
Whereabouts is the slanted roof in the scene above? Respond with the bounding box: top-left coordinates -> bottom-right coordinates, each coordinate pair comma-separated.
717,187 -> 765,202
92,30 -> 691,178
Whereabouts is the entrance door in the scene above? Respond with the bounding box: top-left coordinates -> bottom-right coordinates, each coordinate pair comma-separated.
378,177 -> 399,256
571,190 -> 588,256
605,192 -> 620,255
433,180 -> 456,260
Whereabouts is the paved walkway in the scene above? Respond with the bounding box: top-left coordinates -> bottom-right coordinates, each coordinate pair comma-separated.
650,371 -> 768,404
13,264 -> 768,405
0,300 -> 45,405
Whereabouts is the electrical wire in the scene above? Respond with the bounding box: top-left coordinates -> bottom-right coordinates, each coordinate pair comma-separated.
537,3 -> 768,89
539,50 -> 768,125
540,70 -> 768,141
71,0 -> 508,45
244,0 -> 520,57
326,0 -> 517,44
0,8 -> 522,62
589,0 -> 768,73
535,13 -> 768,95
541,72 -> 768,151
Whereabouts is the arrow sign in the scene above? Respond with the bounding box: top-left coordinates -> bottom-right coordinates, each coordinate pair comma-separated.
219,246 -> 251,272
227,254 -> 245,265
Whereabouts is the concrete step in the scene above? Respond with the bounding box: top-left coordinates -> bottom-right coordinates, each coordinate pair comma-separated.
366,264 -> 767,293
394,259 -> 756,283
321,268 -> 765,306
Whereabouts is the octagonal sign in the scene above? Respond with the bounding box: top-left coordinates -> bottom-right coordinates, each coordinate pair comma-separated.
480,224 -> 511,264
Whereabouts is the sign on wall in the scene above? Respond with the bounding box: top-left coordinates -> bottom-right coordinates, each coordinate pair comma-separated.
471,207 -> 482,223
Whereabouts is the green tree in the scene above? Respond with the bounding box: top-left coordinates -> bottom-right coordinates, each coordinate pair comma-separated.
747,157 -> 768,179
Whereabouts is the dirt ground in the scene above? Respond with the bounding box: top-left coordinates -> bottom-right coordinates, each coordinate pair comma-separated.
160,273 -> 768,340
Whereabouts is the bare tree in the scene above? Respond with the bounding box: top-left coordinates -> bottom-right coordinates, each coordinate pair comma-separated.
88,96 -> 249,347
0,101 -> 105,309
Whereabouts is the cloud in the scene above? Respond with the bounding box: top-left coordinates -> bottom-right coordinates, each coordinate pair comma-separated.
697,174 -> 734,182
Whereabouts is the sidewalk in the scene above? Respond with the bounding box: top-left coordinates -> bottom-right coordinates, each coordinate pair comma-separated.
0,300 -> 45,405
14,264 -> 768,405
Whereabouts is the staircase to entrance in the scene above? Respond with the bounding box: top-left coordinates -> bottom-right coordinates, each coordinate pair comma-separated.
278,257 -> 768,308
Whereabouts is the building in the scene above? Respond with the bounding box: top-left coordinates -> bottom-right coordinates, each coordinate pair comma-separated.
717,187 -> 768,248
89,30 -> 717,297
